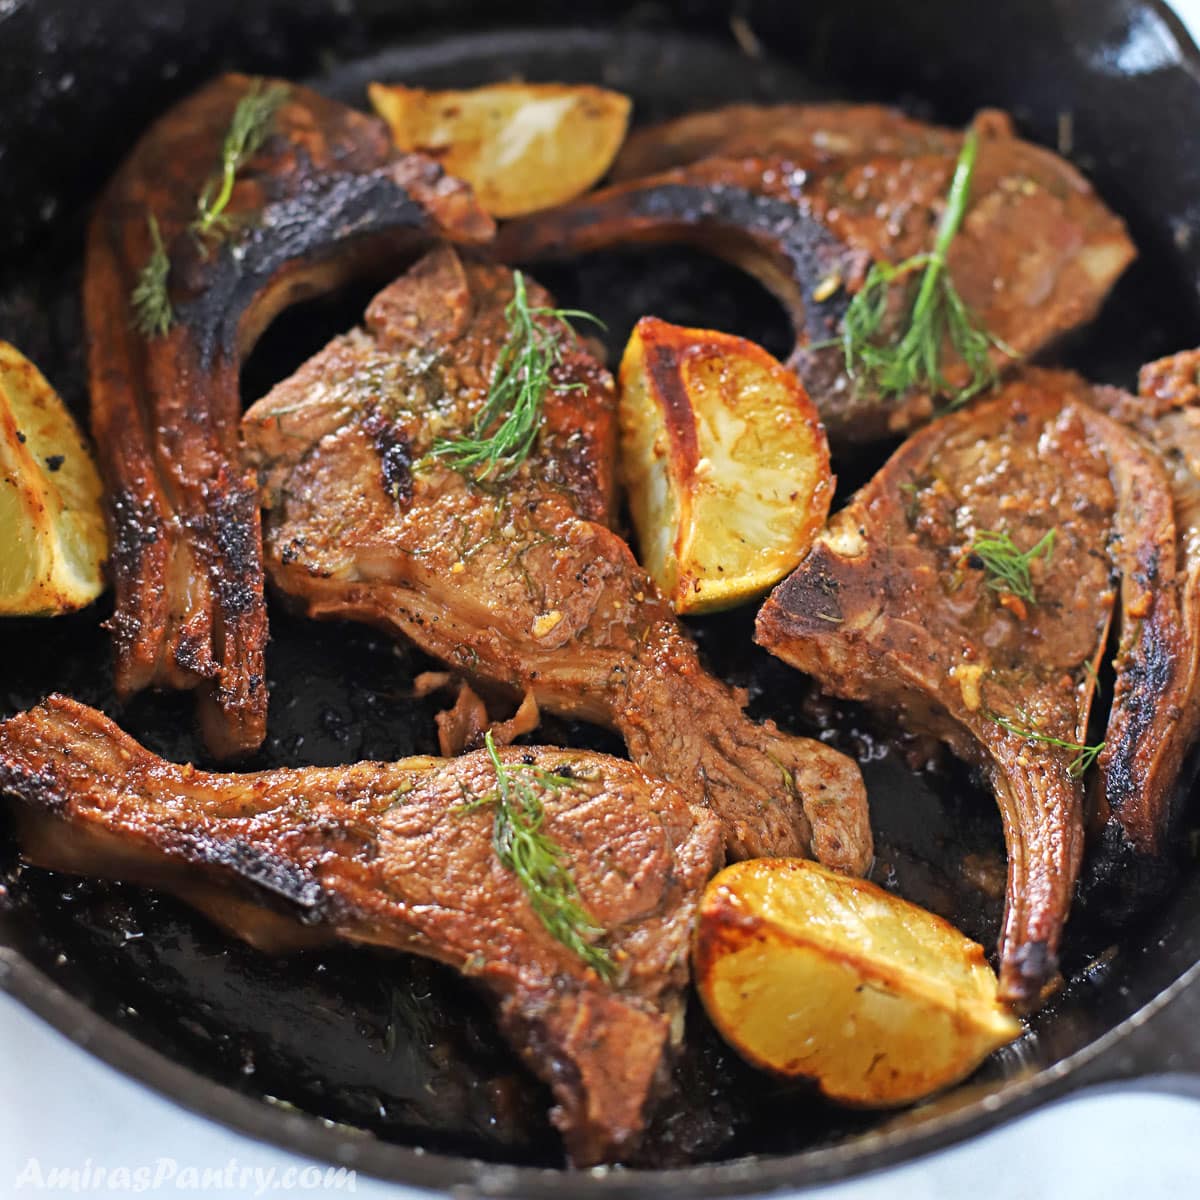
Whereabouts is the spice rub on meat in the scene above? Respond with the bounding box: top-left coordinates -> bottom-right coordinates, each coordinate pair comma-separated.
497,106 -> 1134,444
756,370 -> 1178,1007
241,245 -> 871,872
0,695 -> 723,1166
85,73 -> 493,760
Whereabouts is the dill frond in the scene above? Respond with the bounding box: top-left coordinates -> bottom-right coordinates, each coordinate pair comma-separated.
987,712 -> 1104,778
969,528 -> 1056,604
468,731 -> 615,979
192,79 -> 288,241
431,271 -> 603,482
130,214 -> 175,338
836,128 -> 1014,409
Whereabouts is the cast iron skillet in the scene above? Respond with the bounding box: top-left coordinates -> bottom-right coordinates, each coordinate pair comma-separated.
3,0 -> 1200,1194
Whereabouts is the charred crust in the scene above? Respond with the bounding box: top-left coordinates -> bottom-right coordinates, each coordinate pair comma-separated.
541,426 -> 609,524
172,628 -> 216,681
623,183 -> 852,343
0,761 -> 70,815
204,480 -> 263,618
175,175 -> 431,367
1101,611 -> 1176,829
171,830 -> 328,923
757,559 -> 844,639
362,409 -> 413,506
107,488 -> 162,583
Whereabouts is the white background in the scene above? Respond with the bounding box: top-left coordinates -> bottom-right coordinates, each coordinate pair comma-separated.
5,1 -> 1200,1196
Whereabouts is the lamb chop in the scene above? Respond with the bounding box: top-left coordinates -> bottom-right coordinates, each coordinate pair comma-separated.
0,695 -> 724,1166
84,73 -> 493,759
756,370 -> 1178,1007
240,245 -> 871,872
497,106 -> 1134,444
1083,349 -> 1200,909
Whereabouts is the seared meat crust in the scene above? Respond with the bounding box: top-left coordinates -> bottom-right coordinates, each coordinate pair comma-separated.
241,246 -> 871,872
85,73 -> 493,758
497,106 -> 1134,444
1083,350 -> 1200,906
0,695 -> 723,1166
757,371 -> 1176,1007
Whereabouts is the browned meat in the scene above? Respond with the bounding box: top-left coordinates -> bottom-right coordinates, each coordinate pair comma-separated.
611,102 -> 962,179
85,73 -> 493,758
415,672 -> 542,758
432,678 -> 491,756
241,245 -> 871,872
0,695 -> 723,1165
756,370 -> 1177,1007
497,107 -> 1134,444
1083,349 -> 1200,903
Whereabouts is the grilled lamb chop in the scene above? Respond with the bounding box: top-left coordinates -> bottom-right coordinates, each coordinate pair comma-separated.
240,245 -> 871,872
0,695 -> 723,1166
756,370 -> 1177,1007
1083,349 -> 1200,907
85,73 -> 493,759
497,107 -> 1134,444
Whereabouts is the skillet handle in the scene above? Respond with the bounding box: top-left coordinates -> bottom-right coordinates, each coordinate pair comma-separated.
1067,963 -> 1200,1096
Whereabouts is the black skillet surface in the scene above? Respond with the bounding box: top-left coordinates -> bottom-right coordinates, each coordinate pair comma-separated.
3,0 -> 1200,1194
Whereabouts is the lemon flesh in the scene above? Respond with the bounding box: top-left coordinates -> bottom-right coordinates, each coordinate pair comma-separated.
693,858 -> 1021,1106
619,318 -> 832,614
0,341 -> 108,616
369,81 -> 631,219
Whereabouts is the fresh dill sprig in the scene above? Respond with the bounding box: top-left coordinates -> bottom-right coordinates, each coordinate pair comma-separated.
835,128 -> 1013,409
462,731 -> 614,978
431,271 -> 603,482
130,214 -> 175,338
192,79 -> 288,241
130,81 -> 287,338
969,528 -> 1056,604
988,712 -> 1105,778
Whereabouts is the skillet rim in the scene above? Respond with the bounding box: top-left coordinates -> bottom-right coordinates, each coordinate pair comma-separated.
3,943 -> 1199,1196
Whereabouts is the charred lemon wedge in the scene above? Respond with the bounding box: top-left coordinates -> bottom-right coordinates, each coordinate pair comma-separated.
369,81 -> 631,219
618,318 -> 832,615
0,341 -> 107,616
693,858 -> 1021,1106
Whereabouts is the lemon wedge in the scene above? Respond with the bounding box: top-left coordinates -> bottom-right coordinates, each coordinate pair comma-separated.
619,317 -> 832,615
369,81 -> 631,219
0,341 -> 107,616
693,858 -> 1021,1106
